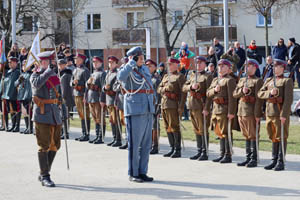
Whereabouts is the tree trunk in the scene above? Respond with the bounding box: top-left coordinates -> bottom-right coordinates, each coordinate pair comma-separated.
68,19 -> 73,50
264,15 -> 269,58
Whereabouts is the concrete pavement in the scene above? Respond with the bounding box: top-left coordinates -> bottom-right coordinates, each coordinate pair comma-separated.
0,126 -> 300,200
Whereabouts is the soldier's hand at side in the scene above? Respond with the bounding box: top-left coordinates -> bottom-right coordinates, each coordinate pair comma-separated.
73,79 -> 78,85
242,87 -> 249,95
280,117 -> 286,124
202,110 -> 209,117
271,88 -> 278,96
165,83 -> 174,92
87,77 -> 93,84
288,60 -> 292,65
191,83 -> 199,90
214,84 -> 220,93
105,84 -> 110,90
255,117 -> 260,123
227,114 -> 235,120
100,102 -> 106,108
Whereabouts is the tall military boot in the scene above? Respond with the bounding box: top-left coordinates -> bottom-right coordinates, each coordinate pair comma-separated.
0,115 -> 4,131
163,133 -> 175,157
264,142 -> 279,170
199,134 -> 209,161
12,112 -> 21,132
7,113 -> 17,132
107,124 -> 116,146
119,130 -> 128,149
112,125 -> 122,147
94,125 -> 105,144
171,132 -> 181,158
48,151 -> 57,172
213,138 -> 225,162
190,134 -> 202,160
0,114 -> 8,131
28,120 -> 34,134
237,140 -> 251,166
60,120 -> 69,139
247,140 -> 258,168
38,152 -> 55,187
21,116 -> 29,134
220,137 -> 232,163
274,140 -> 287,171
150,130 -> 159,154
89,123 -> 100,143
75,120 -> 86,141
79,120 -> 90,142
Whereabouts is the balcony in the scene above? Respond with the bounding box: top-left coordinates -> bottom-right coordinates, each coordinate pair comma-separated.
54,0 -> 72,11
196,25 -> 237,42
112,0 -> 150,8
112,28 -> 147,45
200,0 -> 237,5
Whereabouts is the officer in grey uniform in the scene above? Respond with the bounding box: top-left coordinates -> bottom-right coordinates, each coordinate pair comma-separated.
15,60 -> 33,134
71,54 -> 91,141
2,57 -> 20,132
117,46 -> 155,183
58,59 -> 75,139
145,59 -> 161,154
86,56 -> 106,144
104,56 -> 122,147
30,51 -> 62,187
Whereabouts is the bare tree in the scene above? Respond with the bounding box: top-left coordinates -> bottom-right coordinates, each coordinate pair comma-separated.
243,0 -> 298,58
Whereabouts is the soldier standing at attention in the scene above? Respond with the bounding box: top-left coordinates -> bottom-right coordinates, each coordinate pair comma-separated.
182,56 -> 212,161
207,59 -> 237,163
30,51 -> 62,187
157,58 -> 186,158
118,46 -> 155,183
104,56 -> 122,147
2,57 -> 20,132
233,59 -> 263,168
258,59 -> 293,171
86,56 -> 106,144
145,59 -> 161,155
71,54 -> 91,142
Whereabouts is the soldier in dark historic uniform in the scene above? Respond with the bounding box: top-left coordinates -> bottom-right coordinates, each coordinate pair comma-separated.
71,54 -> 91,141
104,55 -> 122,147
145,59 -> 161,154
207,59 -> 237,164
233,59 -> 263,168
86,56 -> 106,144
2,56 -> 20,132
258,59 -> 293,171
15,60 -> 33,134
182,56 -> 212,161
157,58 -> 186,158
30,51 -> 62,187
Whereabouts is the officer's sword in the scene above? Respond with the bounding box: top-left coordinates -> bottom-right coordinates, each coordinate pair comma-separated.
227,119 -> 234,155
255,120 -> 260,163
203,113 -> 208,156
101,106 -> 105,142
156,113 -> 160,151
281,122 -> 286,163
53,42 -> 70,170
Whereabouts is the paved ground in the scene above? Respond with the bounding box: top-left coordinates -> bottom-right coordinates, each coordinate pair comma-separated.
1,126 -> 300,200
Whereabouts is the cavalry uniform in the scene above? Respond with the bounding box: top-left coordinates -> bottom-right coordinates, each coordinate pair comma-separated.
71,54 -> 91,141
104,56 -> 122,147
2,57 -> 20,132
233,59 -> 263,167
157,58 -> 186,158
15,67 -> 33,134
182,56 -> 212,161
30,51 -> 62,187
86,57 -> 106,144
258,59 -> 293,171
117,47 -> 155,182
207,59 -> 237,163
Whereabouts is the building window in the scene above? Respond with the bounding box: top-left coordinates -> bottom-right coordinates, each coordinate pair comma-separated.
126,11 -> 144,28
173,10 -> 183,29
23,16 -> 38,32
256,9 -> 272,27
86,13 -> 101,31
210,8 -> 231,26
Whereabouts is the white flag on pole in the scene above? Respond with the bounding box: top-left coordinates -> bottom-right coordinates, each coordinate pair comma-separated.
24,31 -> 41,71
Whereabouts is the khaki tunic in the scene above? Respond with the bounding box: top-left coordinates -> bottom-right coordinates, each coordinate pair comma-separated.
182,71 -> 212,135
257,77 -> 293,142
233,76 -> 263,140
206,74 -> 237,138
157,72 -> 186,133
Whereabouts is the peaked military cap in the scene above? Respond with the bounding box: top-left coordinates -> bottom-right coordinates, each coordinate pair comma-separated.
195,56 -> 207,63
218,59 -> 232,68
37,51 -> 55,61
126,46 -> 144,57
247,59 -> 259,68
145,59 -> 157,67
108,55 -> 119,63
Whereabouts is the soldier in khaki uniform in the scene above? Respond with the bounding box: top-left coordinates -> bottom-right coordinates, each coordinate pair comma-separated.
233,59 -> 263,168
207,59 -> 237,163
157,58 -> 186,158
182,56 -> 212,161
258,59 -> 293,171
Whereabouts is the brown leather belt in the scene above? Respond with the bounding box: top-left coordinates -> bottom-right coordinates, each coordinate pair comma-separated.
124,89 -> 154,94
241,96 -> 256,104
213,97 -> 228,105
33,96 -> 60,114
190,91 -> 205,100
89,84 -> 101,91
267,97 -> 283,104
165,92 -> 179,101
105,90 -> 116,96
74,85 -> 84,91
